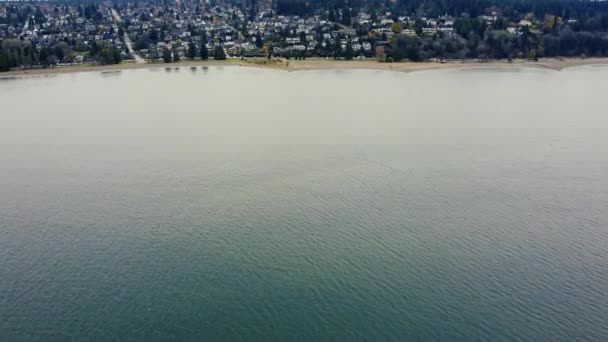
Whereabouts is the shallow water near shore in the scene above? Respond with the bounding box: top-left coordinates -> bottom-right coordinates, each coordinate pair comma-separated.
1,67 -> 607,341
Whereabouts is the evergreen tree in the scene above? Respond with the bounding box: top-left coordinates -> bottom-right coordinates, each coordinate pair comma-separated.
200,34 -> 209,60
255,33 -> 264,49
213,45 -> 226,60
150,29 -> 159,43
187,41 -> 196,59
328,8 -> 336,22
0,52 -> 10,72
99,48 -> 121,65
391,46 -> 404,61
89,41 -> 100,55
345,41 -> 354,60
112,48 -> 122,64
201,44 -> 209,60
333,36 -> 342,59
173,49 -> 180,62
342,7 -> 352,26
162,48 -> 172,63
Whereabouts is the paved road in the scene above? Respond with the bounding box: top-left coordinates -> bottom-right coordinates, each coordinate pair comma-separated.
21,15 -> 30,36
111,9 -> 145,64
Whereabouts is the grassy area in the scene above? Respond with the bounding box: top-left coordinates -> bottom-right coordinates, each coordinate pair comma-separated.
240,59 -> 284,66
69,51 -> 89,58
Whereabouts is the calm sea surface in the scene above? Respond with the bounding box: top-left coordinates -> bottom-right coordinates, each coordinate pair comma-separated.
1,66 -> 607,341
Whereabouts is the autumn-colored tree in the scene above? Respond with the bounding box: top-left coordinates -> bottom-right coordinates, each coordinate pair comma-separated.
390,23 -> 402,33
544,14 -> 556,31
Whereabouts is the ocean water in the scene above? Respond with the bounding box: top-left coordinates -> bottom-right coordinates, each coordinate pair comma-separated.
1,66 -> 607,341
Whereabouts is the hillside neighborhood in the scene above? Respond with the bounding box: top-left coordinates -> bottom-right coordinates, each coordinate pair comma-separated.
2,0 -> 608,70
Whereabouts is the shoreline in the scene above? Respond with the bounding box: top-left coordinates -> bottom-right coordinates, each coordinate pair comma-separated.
2,57 -> 608,78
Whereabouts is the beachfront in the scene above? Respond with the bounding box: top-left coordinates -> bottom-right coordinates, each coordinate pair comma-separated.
2,57 -> 608,78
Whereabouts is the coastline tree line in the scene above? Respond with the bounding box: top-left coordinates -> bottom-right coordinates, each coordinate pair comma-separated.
158,34 -> 226,64
386,22 -> 608,62
275,0 -> 608,20
274,0 -> 608,61
0,38 -> 122,72
4,0 -> 608,71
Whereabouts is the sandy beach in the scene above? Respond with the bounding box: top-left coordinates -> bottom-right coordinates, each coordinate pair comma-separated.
1,57 -> 607,78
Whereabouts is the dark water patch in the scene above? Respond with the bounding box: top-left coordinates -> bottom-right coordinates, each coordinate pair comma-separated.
100,70 -> 122,77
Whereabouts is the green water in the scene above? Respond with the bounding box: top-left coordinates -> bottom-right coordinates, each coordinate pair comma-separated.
1,67 -> 607,341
